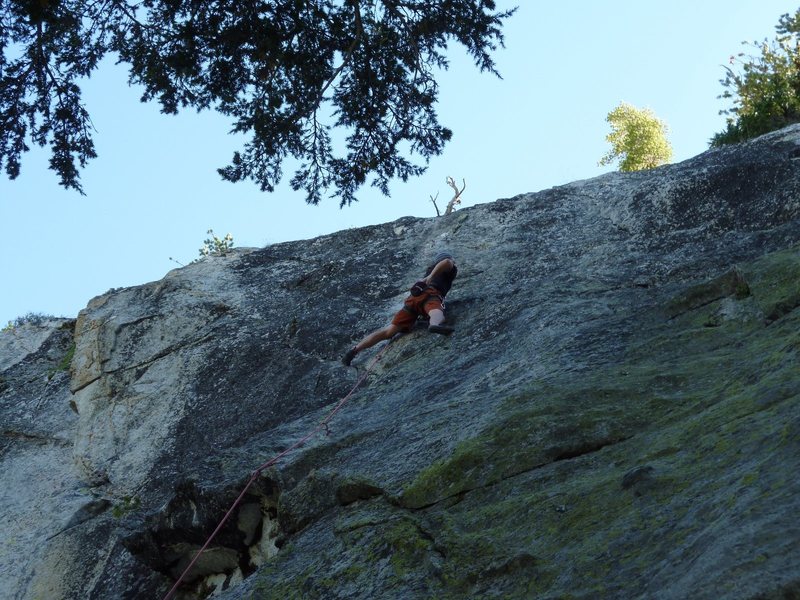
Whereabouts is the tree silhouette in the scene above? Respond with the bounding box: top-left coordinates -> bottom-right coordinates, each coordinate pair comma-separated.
0,0 -> 515,204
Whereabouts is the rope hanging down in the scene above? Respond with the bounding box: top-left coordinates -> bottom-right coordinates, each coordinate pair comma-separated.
162,341 -> 393,600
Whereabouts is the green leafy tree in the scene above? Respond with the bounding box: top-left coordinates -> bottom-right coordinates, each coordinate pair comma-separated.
711,9 -> 800,146
0,1 -> 516,205
599,102 -> 673,172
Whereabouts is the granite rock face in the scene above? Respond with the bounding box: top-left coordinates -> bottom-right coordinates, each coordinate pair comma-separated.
2,125 -> 800,599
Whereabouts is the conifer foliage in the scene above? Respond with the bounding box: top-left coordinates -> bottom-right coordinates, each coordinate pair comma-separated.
0,0 -> 515,203
712,9 -> 800,147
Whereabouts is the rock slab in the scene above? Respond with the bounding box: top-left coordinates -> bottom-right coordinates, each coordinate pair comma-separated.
2,125 -> 800,599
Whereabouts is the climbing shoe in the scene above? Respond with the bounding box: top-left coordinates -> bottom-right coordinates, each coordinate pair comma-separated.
342,347 -> 358,366
428,324 -> 455,335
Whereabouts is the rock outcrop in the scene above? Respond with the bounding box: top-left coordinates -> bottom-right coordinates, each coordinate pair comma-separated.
2,125 -> 800,599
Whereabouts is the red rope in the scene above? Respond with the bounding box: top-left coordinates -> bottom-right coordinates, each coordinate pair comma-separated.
162,342 -> 392,600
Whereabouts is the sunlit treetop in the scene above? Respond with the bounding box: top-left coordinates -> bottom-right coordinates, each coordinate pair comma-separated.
599,102 -> 672,173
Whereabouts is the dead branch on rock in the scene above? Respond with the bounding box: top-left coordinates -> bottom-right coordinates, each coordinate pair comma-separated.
430,191 -> 441,216
445,176 -> 466,215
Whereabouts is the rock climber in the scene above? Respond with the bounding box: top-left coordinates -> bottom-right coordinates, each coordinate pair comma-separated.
342,250 -> 458,366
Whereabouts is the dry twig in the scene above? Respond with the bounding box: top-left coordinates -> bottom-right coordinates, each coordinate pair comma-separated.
445,176 -> 466,215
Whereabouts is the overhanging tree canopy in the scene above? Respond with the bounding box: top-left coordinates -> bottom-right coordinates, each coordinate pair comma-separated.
0,0 -> 515,204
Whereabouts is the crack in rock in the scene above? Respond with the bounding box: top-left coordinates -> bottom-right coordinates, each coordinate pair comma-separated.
401,434 -> 634,511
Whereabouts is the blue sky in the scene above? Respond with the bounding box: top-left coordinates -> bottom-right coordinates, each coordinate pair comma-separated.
1,1 -> 797,325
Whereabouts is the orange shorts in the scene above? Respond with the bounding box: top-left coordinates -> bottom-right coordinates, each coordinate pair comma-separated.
391,293 -> 444,332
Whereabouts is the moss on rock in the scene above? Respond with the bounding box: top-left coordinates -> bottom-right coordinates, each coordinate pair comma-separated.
390,246 -> 800,598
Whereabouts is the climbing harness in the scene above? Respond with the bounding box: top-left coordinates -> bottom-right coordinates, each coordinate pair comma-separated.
162,340 -> 393,600
403,281 -> 445,319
